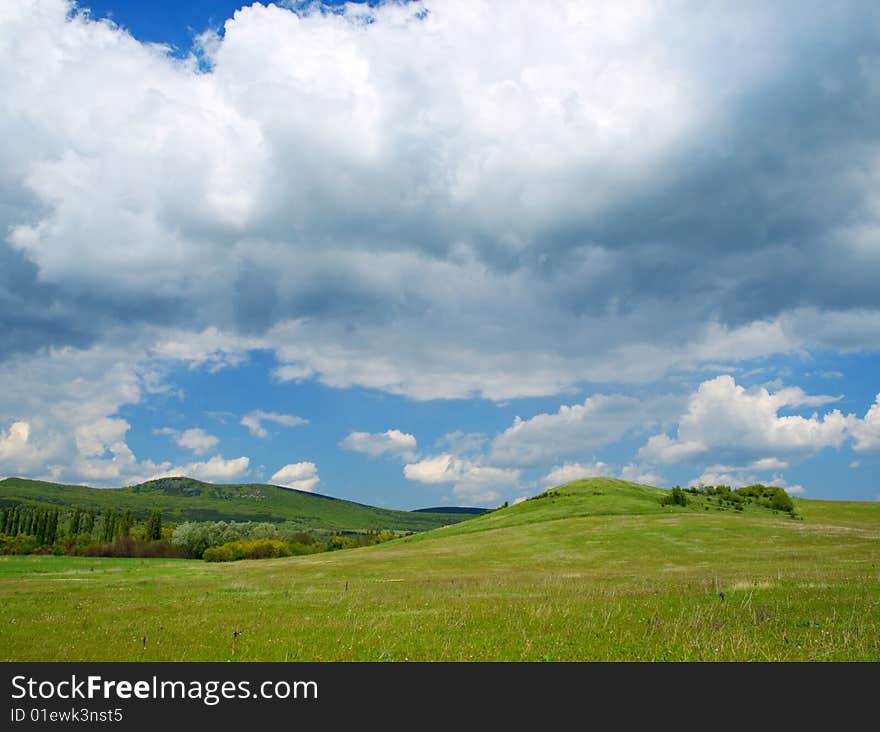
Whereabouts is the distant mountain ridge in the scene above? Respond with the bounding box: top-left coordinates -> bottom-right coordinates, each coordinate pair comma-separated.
412,506 -> 488,515
0,476 -> 478,533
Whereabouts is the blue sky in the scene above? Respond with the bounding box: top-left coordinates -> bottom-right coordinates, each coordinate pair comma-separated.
1,1 -> 879,507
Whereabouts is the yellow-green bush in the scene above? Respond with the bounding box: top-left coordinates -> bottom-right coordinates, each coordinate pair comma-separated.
203,538 -> 291,562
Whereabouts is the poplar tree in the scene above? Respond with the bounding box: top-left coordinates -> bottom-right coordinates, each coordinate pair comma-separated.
46,510 -> 59,545
68,508 -> 81,536
146,510 -> 162,541
119,510 -> 134,537
83,511 -> 96,537
0,507 -> 9,534
101,510 -> 117,542
35,511 -> 47,544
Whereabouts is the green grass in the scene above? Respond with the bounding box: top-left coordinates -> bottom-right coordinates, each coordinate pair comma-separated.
0,476 -> 476,532
1,478 -> 877,661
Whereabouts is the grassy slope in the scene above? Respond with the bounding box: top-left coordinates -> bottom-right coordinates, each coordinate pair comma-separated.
0,476 -> 473,532
424,477 -> 800,538
1,478 -> 877,661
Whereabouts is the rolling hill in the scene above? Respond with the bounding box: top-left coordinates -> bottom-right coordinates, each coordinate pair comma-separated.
411,477 -> 802,538
1,477 -> 877,661
0,476 -> 478,533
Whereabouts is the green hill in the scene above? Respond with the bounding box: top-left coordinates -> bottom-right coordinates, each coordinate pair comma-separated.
422,477 -> 799,539
1,477 -> 878,661
0,476 -> 476,533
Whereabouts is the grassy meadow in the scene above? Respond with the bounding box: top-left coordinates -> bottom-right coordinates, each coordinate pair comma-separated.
1,478 -> 878,661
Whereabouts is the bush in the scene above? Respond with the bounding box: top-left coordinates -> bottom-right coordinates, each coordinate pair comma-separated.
203,538 -> 291,562
768,488 -> 794,513
171,521 -> 279,558
660,486 -> 688,507
0,534 -> 41,555
82,536 -> 190,558
203,544 -> 235,562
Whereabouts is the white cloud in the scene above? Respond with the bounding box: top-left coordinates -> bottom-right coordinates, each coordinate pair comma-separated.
692,465 -> 805,495
272,363 -> 315,383
639,376 -> 850,464
542,461 -> 615,487
156,455 -> 250,483
270,461 -> 320,492
0,421 -> 31,459
749,457 -> 789,471
850,460 -> 861,469
153,426 -> 220,455
0,421 -> 46,473
619,464 -> 664,487
490,393 -> 679,468
0,339 -> 257,486
177,428 -> 219,456
7,1 -> 879,406
638,434 -> 706,464
541,460 -> 662,488
452,465 -> 519,505
2,1 -> 695,295
340,429 -> 417,460
435,431 -> 487,455
241,410 -> 309,439
1,0 -> 880,501
403,453 -> 518,504
404,454 -> 459,484
850,393 -> 880,453
151,328 -> 263,373
74,417 -> 129,458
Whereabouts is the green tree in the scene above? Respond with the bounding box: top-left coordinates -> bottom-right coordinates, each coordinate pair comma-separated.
68,508 -> 82,537
82,511 -> 96,537
46,510 -> 59,545
119,510 -> 134,537
769,488 -> 794,513
145,510 -> 162,541
101,510 -> 117,543
35,511 -> 47,544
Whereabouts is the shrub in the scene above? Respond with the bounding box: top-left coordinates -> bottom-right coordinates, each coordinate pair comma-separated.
171,521 -> 279,558
660,486 -> 688,507
203,538 -> 291,562
768,488 -> 794,513
203,544 -> 235,562
82,536 -> 190,558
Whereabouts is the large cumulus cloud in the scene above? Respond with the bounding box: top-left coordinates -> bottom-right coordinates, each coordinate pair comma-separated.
2,0 -> 880,486
1,1 -> 879,392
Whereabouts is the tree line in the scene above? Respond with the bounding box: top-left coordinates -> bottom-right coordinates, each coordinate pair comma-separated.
0,505 -> 60,545
1,506 -> 407,560
0,504 -> 168,555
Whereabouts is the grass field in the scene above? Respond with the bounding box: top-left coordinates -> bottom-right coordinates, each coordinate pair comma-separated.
1,479 -> 878,661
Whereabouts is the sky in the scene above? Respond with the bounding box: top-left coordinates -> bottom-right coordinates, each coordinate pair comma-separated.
1,0 -> 879,508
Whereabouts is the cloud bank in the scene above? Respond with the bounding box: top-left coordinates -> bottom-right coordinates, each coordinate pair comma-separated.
0,1 -> 879,497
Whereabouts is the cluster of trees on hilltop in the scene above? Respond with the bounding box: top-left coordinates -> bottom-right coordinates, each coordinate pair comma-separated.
0,504 -> 179,556
660,483 -> 797,515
